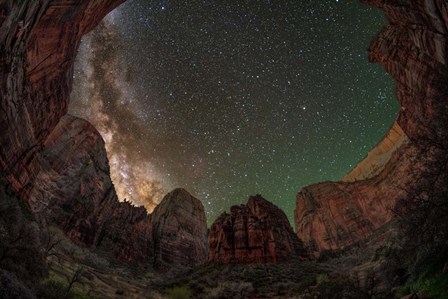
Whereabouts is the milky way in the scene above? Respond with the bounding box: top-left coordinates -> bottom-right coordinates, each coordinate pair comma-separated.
70,17 -> 172,212
70,0 -> 398,224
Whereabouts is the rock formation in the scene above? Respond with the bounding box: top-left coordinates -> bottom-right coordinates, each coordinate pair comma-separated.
152,188 -> 208,271
209,195 -> 306,264
0,0 -> 210,272
295,142 -> 421,254
27,114 -> 206,269
295,0 -> 448,255
1,0 -> 447,274
28,114 -> 118,245
0,0 -> 125,196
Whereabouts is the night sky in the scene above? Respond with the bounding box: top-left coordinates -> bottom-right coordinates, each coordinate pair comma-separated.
69,0 -> 398,225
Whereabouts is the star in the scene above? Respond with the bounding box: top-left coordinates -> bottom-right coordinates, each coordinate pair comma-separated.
69,0 -> 398,225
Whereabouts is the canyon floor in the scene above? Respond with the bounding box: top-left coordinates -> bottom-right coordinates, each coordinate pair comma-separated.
40,221 -> 446,299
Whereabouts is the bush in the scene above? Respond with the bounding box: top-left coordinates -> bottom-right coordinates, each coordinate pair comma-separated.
37,279 -> 73,299
165,286 -> 191,299
206,282 -> 253,299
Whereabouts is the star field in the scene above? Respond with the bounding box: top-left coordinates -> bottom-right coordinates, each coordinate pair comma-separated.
70,0 -> 398,225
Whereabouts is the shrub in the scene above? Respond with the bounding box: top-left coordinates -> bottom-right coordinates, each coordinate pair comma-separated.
206,282 -> 253,299
38,279 -> 72,299
165,286 -> 191,299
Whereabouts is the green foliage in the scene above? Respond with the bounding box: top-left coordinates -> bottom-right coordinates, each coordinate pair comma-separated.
396,269 -> 448,299
395,284 -> 411,298
165,285 -> 192,299
38,277 -> 93,299
316,273 -> 329,285
39,278 -> 73,299
72,288 -> 93,299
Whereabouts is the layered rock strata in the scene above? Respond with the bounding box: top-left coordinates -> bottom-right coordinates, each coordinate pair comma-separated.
209,195 -> 306,263
295,0 -> 448,255
0,0 -> 125,196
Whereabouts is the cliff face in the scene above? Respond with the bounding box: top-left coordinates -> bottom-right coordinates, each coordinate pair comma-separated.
209,195 -> 306,264
295,0 -> 448,254
28,114 -> 119,246
27,115 -> 152,263
0,0 -> 125,196
295,142 -> 420,253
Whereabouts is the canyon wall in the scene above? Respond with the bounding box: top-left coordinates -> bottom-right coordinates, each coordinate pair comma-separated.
295,0 -> 448,255
0,0 -> 125,195
0,0 -> 207,272
1,0 -> 447,266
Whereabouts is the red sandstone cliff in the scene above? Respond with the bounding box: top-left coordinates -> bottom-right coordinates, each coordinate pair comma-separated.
0,0 -> 125,196
295,0 -> 448,255
295,142 -> 420,254
209,195 -> 306,264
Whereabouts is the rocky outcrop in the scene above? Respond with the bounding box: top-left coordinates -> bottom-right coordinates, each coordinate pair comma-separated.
209,195 -> 306,264
343,121 -> 408,182
295,0 -> 448,255
152,188 -> 208,271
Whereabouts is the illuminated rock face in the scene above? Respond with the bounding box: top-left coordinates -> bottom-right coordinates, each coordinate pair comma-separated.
295,0 -> 448,255
343,121 -> 408,183
209,195 -> 307,264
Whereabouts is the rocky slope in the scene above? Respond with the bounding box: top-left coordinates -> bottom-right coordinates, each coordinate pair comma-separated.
295,0 -> 448,255
209,195 -> 306,264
